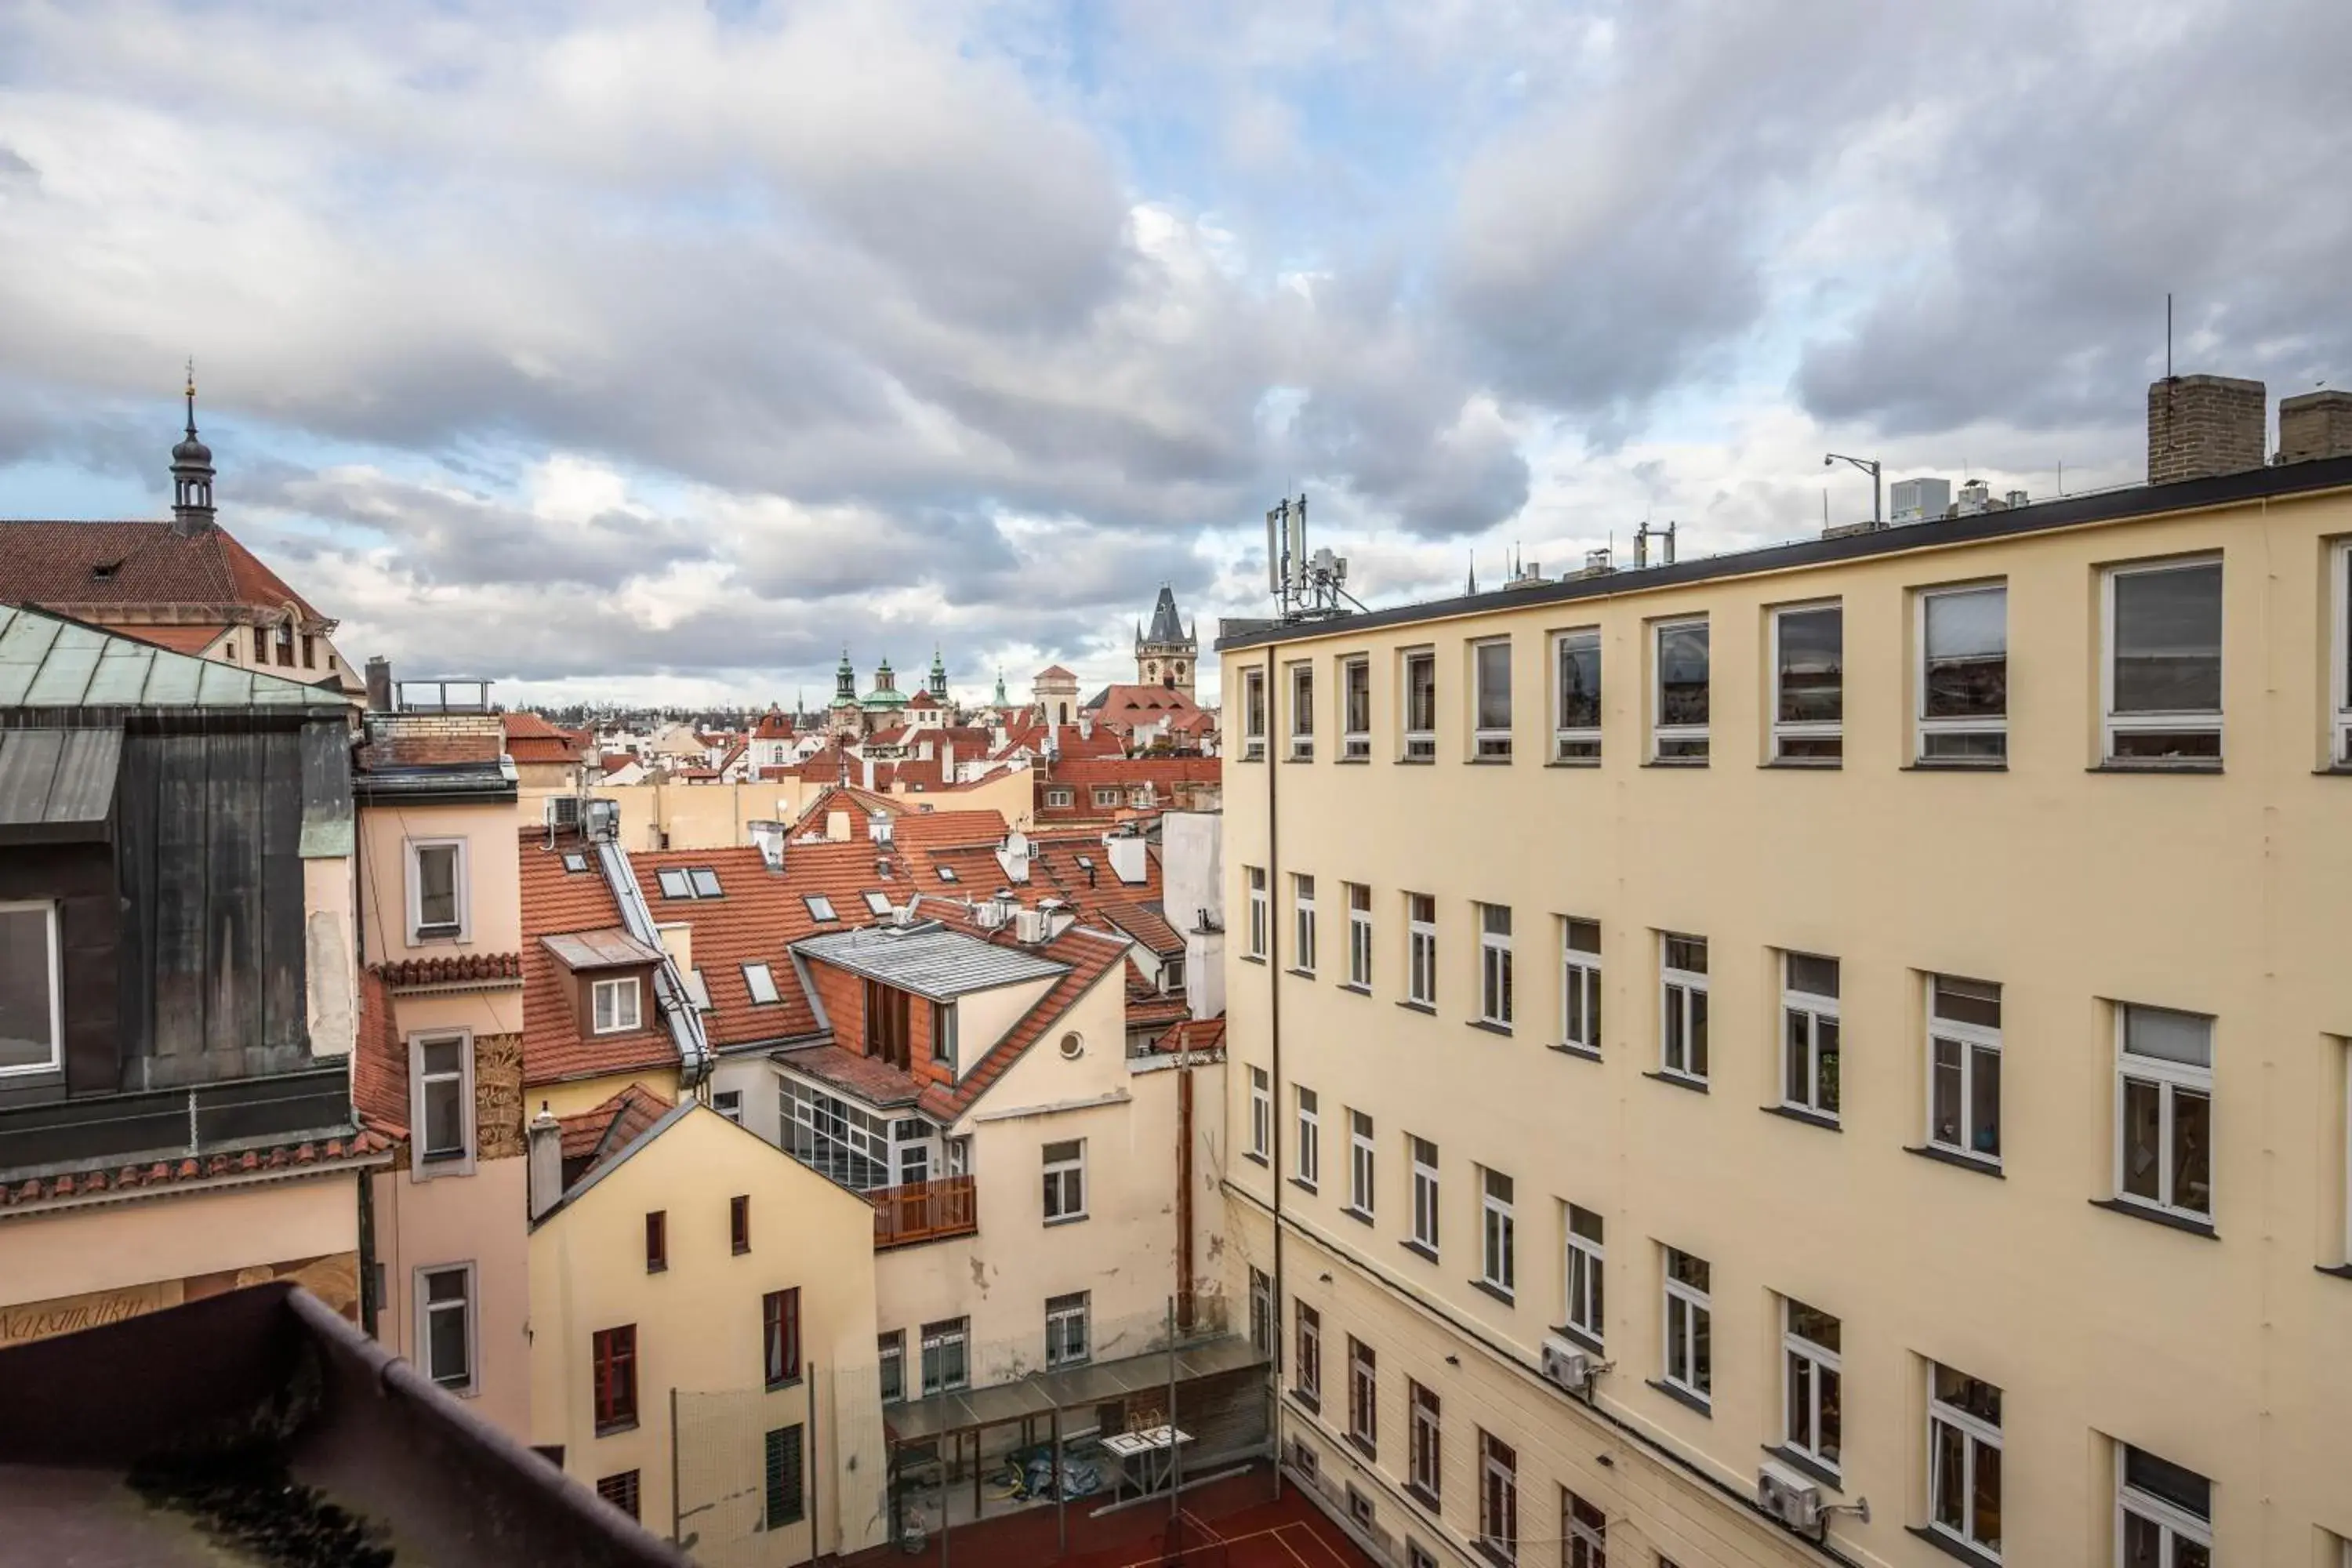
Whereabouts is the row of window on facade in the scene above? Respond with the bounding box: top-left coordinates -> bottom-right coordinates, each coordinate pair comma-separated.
1236,545 -> 2352,770
870,1293 -> 1097,1405
1246,883 -> 2221,1230
1256,1267 -> 2219,1567
1043,783 -> 1163,810
226,620 -> 329,672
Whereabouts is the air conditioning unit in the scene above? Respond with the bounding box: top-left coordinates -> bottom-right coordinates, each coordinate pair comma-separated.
1539,1335 -> 1594,1396
583,799 -> 620,843
1014,908 -> 1047,945
1757,1460 -> 1823,1532
544,795 -> 581,830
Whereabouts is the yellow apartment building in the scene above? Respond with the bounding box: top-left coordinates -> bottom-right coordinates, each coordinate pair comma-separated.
1217,383 -> 2352,1566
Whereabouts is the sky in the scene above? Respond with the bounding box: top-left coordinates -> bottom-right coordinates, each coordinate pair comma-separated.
2,0 -> 2347,708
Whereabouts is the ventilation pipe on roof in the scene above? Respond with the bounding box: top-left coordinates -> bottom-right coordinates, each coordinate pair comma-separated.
528,1102 -> 563,1219
365,657 -> 394,713
747,819 -> 786,872
1040,897 -> 1077,939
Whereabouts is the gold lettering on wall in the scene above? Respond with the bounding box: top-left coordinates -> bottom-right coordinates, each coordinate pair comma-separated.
0,1251 -> 361,1347
476,1031 -> 527,1159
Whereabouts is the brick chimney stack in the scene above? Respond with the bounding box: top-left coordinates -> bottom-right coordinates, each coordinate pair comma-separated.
2278,390 -> 2352,465
2148,375 -> 2267,485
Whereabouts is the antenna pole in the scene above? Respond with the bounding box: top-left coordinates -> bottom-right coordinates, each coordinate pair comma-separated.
2165,292 -> 2173,380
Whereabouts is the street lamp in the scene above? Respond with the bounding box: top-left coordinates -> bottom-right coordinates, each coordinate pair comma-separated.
1824,452 -> 1882,527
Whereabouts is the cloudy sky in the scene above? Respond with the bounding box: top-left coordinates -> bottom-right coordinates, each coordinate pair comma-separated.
2,1 -> 2345,707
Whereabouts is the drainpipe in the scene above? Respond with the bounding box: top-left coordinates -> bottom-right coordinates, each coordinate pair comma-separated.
1176,1062 -> 1195,1333
1264,645 -> 1285,1487
594,838 -> 713,1087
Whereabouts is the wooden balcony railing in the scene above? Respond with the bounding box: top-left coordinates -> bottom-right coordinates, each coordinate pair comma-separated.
871,1174 -> 978,1250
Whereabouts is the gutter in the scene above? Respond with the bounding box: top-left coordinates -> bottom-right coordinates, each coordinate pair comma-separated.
593,839 -> 712,1087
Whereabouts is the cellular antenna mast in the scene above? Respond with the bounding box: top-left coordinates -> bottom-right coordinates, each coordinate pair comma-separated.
1265,492 -> 1363,622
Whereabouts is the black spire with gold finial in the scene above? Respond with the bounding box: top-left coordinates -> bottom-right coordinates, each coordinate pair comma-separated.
169,359 -> 216,535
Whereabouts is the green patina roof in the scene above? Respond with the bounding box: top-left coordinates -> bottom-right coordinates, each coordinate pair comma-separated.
0,604 -> 342,712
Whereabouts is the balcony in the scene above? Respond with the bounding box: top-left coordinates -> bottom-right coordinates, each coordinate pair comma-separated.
872,1174 -> 978,1250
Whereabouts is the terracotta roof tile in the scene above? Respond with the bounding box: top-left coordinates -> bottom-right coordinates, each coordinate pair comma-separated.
1152,1016 -> 1227,1055
375,951 -> 523,989
518,831 -> 681,1085
111,622 -> 230,655
0,1128 -> 393,1211
0,521 -> 328,623
554,1083 -> 674,1189
353,969 -> 407,1138
774,1042 -> 925,1108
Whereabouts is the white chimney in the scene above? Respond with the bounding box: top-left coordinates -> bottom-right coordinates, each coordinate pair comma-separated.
1040,898 -> 1076,938
1015,907 -> 1047,945
528,1102 -> 564,1220
861,753 -> 876,791
747,819 -> 786,871
996,830 -> 1032,883
1105,831 -> 1148,886
826,808 -> 851,841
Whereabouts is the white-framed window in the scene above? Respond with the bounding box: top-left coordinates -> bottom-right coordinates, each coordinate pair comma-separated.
713,1089 -> 743,1124
1410,1135 -> 1440,1253
1246,868 -> 1269,960
1477,1430 -> 1519,1565
1295,1301 -> 1322,1404
1091,786 -> 1123,808
592,976 -> 642,1034
1348,1109 -> 1376,1217
1249,1267 -> 1275,1356
1472,637 -> 1513,759
1928,1363 -> 2003,1560
1347,1335 -> 1377,1451
1044,787 -> 1073,808
1770,602 -> 1844,762
1651,618 -> 1711,761
1042,1138 -> 1087,1221
1780,953 -> 1841,1120
1249,1065 -> 1271,1160
1294,1087 -> 1320,1188
0,900 -> 64,1077
1045,1291 -> 1091,1367
1345,883 -> 1373,989
1661,1247 -> 1711,1405
1552,628 -> 1602,762
1241,667 -> 1268,760
1560,918 -> 1602,1054
2332,539 -> 2352,766
1401,648 -> 1437,760
743,963 -> 782,1005
1479,1168 -> 1515,1296
877,1330 -> 905,1403
416,1263 -> 476,1394
1476,903 -> 1513,1027
1918,582 -> 2009,762
1293,874 -> 1318,974
2115,1004 -> 2214,1223
1342,656 -> 1372,760
1289,661 -> 1316,760
412,1032 -> 473,1169
1563,1205 -> 1604,1347
1780,1298 -> 1841,1475
1408,1381 -> 1442,1502
1928,975 -> 2003,1163
408,838 -> 467,942
1406,894 -> 1437,1007
1563,1488 -> 1606,1568
920,1316 -> 970,1395
1658,934 -> 1709,1083
2103,555 -> 2224,763
2117,1443 -> 2211,1568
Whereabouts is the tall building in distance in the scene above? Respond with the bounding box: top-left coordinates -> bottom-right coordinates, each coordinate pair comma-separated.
1136,583 -> 1198,698
1214,377 -> 2352,1566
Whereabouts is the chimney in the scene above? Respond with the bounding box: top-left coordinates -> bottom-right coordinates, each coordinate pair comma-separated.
2278,390 -> 2352,464
528,1102 -> 564,1220
1105,830 -> 1148,886
2148,375 -> 2267,485
940,737 -> 955,780
365,656 -> 393,713
861,753 -> 876,791
747,819 -> 786,871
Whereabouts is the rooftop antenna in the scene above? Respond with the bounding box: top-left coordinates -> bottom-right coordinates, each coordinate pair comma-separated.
2165,292 -> 2173,380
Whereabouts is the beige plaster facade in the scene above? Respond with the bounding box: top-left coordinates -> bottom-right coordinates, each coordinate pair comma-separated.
528,1104 -> 889,1560
518,764 -> 1036,854
1219,474 -> 2352,1566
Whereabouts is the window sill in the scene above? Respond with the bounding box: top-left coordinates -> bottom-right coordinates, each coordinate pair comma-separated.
1642,1069 -> 1710,1095
1761,1103 -> 1842,1133
2089,1196 -> 2216,1238
732,1245 -> 751,1256
1468,1278 -> 1515,1308
1287,1389 -> 1321,1416
1286,968 -> 1317,981
1334,755 -> 1370,766
1552,1321 -> 1604,1356
1399,1239 -> 1439,1265
1290,1178 -> 1320,1197
1642,757 -> 1710,768
1907,1525 -> 2002,1568
1240,955 -> 1268,967
1465,1019 -> 1513,1038
419,1149 -> 471,1167
2316,1263 -> 2352,1282
1395,755 -> 1436,766
1338,982 -> 1372,997
595,1420 -> 640,1439
1285,754 -> 1316,764
1044,1213 -> 1089,1228
765,1376 -> 804,1393
1762,1444 -> 1842,1492
1644,1378 -> 1711,1419
1346,1433 -> 1377,1461
646,1262 -> 668,1275
2089,760 -> 2223,775
1548,1041 -> 1603,1064
1405,1483 -> 1442,1513
1464,755 -> 1514,765
1904,1143 -> 2005,1178
1904,759 -> 2007,772
1759,758 -> 1842,770
1243,1151 -> 1269,1168
1396,1000 -> 1437,1016
1544,757 -> 1602,769
1341,1205 -> 1375,1227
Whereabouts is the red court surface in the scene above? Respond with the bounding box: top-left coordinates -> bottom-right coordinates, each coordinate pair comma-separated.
843,1467 -> 1380,1568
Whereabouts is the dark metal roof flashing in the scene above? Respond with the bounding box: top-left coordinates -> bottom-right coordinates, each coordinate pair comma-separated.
1215,454 -> 2352,652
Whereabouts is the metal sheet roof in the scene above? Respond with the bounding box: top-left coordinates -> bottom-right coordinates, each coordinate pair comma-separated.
541,927 -> 667,971
0,728 -> 121,843
0,605 -> 337,711
791,922 -> 1068,1000
885,1333 -> 1265,1441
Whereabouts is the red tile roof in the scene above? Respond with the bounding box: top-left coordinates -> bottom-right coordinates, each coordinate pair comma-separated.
0,1130 -> 394,1210
1096,899 -> 1183,956
555,1083 -> 673,1185
751,710 -> 796,741
354,968 -> 407,1139
775,1042 -> 925,1108
907,907 -> 1131,1123
0,521 -> 330,624
503,710 -> 590,764
1082,684 -> 1208,728
376,951 -> 523,989
1151,1016 -> 1226,1055
518,831 -> 681,1086
1036,664 -> 1076,681
111,622 -> 230,655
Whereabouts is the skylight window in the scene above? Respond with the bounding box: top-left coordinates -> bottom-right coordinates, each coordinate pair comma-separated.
744,964 -> 781,1005
658,866 -> 724,899
690,867 -> 723,898
1075,855 -> 1094,872
804,895 -> 837,923
561,852 -> 589,873
862,891 -> 893,916
938,866 -> 960,882
658,868 -> 691,898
